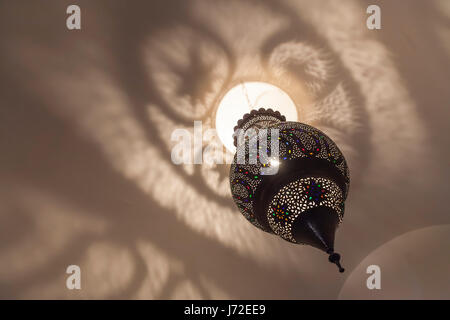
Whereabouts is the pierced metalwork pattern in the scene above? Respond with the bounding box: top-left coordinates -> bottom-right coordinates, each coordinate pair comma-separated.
276,122 -> 350,197
230,161 -> 265,230
267,177 -> 344,243
230,114 -> 350,232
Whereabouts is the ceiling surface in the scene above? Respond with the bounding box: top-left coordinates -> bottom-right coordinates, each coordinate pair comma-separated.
0,0 -> 449,299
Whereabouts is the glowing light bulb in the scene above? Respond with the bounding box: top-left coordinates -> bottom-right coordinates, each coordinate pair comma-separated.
215,82 -> 298,152
269,158 -> 280,167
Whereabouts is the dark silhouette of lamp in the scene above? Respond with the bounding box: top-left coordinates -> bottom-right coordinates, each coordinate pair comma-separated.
230,108 -> 349,272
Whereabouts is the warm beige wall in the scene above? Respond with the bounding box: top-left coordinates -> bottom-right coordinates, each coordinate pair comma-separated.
0,0 -> 449,299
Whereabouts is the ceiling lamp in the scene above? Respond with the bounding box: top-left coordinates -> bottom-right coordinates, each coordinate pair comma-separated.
230,108 -> 350,273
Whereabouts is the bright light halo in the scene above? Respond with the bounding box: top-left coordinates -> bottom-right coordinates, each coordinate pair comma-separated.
215,81 -> 298,153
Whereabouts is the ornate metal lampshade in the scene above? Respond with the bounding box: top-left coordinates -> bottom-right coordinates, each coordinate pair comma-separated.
230,108 -> 350,272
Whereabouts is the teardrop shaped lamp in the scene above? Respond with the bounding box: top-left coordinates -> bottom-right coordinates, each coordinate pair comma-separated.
230,108 -> 350,273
